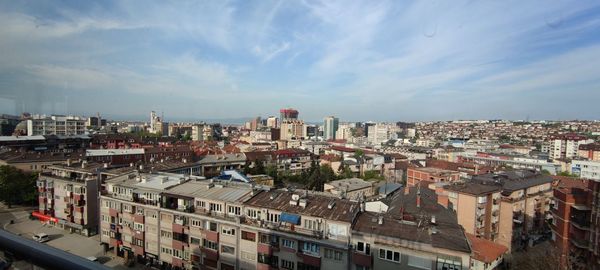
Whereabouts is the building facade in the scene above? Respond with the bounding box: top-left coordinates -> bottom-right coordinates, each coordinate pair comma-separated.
323,116 -> 339,141
35,162 -> 100,236
26,115 -> 86,136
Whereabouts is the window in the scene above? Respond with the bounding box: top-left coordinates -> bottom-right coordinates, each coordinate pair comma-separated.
437,257 -> 462,270
133,222 -> 144,231
408,255 -> 430,269
356,242 -> 370,255
222,227 -> 236,236
282,239 -> 295,249
136,207 -> 144,215
304,219 -> 321,231
190,218 -> 203,228
190,236 -> 201,245
196,200 -> 205,208
302,242 -> 319,256
202,239 -> 218,250
242,231 -> 256,242
160,230 -> 172,239
281,259 -> 295,270
379,248 -> 400,263
221,245 -> 235,254
241,251 -> 255,261
209,203 -> 222,212
101,215 -> 110,223
324,248 -> 343,261
267,212 -> 280,223
161,247 -> 173,255
258,254 -> 278,267
133,238 -> 144,247
247,208 -> 259,219
355,266 -> 370,270
227,205 -> 241,216
207,221 -> 217,232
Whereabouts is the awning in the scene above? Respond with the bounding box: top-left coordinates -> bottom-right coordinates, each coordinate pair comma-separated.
31,211 -> 58,223
280,212 -> 301,225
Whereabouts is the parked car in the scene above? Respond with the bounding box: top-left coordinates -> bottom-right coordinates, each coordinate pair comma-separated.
32,233 -> 49,243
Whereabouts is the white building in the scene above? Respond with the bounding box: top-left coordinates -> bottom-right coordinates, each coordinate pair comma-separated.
266,116 -> 278,128
549,134 -> 594,160
335,124 -> 353,141
26,115 -> 86,136
323,116 -> 339,140
191,124 -> 204,141
571,160 -> 600,180
367,124 -> 392,145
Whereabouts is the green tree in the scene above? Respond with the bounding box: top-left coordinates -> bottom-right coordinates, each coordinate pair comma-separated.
254,160 -> 266,175
265,165 -> 278,180
361,170 -> 384,181
0,165 -> 38,208
320,164 -> 336,183
307,165 -> 323,191
354,149 -> 365,177
243,160 -> 252,175
338,164 -> 355,179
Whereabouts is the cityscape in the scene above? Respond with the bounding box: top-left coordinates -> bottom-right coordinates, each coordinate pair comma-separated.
1,1 -> 600,270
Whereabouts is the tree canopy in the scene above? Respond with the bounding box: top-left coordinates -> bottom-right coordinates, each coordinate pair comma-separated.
0,165 -> 38,208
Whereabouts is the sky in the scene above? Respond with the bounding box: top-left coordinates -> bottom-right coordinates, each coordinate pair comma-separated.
1,0 -> 600,123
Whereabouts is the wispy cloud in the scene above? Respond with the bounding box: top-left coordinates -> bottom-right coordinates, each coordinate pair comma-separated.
0,0 -> 599,121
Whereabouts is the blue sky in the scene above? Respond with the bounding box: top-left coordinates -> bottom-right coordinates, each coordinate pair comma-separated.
1,0 -> 600,122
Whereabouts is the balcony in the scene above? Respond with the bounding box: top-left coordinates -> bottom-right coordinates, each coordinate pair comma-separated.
201,247 -> 219,261
258,242 -> 279,255
571,216 -> 591,231
352,251 -> 372,268
203,230 -> 218,243
570,236 -> 590,249
297,251 -> 321,267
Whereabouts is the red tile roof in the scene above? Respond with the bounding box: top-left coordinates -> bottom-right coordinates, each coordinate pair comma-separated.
466,233 -> 508,263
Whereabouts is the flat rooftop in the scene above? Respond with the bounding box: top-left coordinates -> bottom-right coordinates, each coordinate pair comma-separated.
164,180 -> 254,203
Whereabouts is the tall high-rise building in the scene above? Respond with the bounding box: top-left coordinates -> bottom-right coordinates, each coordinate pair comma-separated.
279,108 -> 299,121
323,116 -> 339,140
266,116 -> 278,128
250,117 -> 261,131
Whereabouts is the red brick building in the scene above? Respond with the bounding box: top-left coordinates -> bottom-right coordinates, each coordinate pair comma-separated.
551,176 -> 593,269
406,166 -> 460,187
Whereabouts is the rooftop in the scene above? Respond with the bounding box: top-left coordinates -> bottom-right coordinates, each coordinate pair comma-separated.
325,178 -> 373,192
106,172 -> 191,190
353,185 -> 470,253
466,233 -> 508,263
244,189 -> 359,223
472,170 -> 553,192
164,180 -> 254,203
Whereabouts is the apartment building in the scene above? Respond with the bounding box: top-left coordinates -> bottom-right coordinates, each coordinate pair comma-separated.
578,143 -> 600,161
550,177 -> 592,269
548,134 -> 593,160
34,161 -> 100,236
472,171 -> 553,251
273,149 -> 313,175
352,185 -> 472,270
100,171 -> 357,269
26,115 -> 87,136
571,159 -> 600,180
444,183 -> 502,241
407,167 -> 460,187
